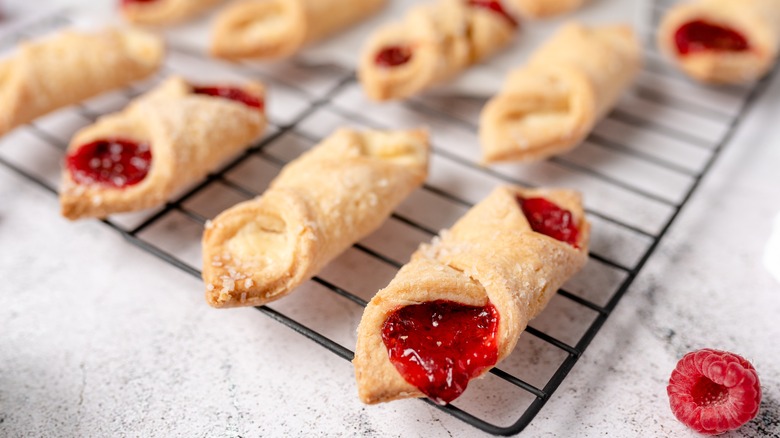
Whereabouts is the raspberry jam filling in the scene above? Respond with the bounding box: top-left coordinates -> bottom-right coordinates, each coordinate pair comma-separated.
674,20 -> 750,55
374,45 -> 413,68
192,86 -> 264,110
518,196 -> 580,247
468,0 -> 518,27
381,300 -> 499,405
66,138 -> 151,188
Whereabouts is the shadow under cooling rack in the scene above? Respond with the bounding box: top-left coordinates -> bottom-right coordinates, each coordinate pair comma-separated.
0,4 -> 776,435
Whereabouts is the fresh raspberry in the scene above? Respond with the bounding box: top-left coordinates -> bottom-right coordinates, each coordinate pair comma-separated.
667,349 -> 762,435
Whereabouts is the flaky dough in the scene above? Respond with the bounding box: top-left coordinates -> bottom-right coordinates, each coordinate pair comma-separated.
354,185 -> 589,404
202,128 -> 430,308
480,22 -> 641,163
0,28 -> 163,137
60,76 -> 266,220
658,0 -> 780,84
359,0 -> 518,101
508,0 -> 584,19
211,0 -> 386,59
121,0 -> 225,25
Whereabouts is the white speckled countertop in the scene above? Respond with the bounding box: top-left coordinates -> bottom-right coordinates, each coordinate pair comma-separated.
1,1 -> 780,437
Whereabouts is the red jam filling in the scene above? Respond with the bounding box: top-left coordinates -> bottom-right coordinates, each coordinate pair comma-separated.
518,196 -> 580,247
381,300 -> 499,405
66,138 -> 151,188
674,20 -> 750,55
192,86 -> 264,111
374,45 -> 413,68
468,0 -> 518,28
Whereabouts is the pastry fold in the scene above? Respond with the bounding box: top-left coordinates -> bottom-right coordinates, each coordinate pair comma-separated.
508,0 -> 584,19
658,0 -> 780,84
202,128 -> 430,308
60,76 -> 266,220
211,0 -> 387,59
359,0 -> 518,101
354,185 -> 590,404
480,22 -> 641,163
121,0 -> 225,25
0,28 -> 164,137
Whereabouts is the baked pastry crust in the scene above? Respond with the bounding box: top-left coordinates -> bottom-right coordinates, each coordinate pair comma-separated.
353,185 -> 590,404
508,0 -> 584,19
480,22 -> 641,164
0,28 -> 164,137
658,0 -> 780,84
358,0 -> 518,101
60,76 -> 266,220
121,0 -> 225,25
202,128 -> 430,308
211,0 -> 387,59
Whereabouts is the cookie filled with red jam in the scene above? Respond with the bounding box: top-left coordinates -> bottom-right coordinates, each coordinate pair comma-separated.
60,76 -> 266,220
355,186 -> 589,405
658,0 -> 780,84
360,0 -> 519,101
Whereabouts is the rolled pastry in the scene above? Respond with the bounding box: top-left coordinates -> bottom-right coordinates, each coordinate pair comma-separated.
0,28 -> 164,137
121,0 -> 225,25
508,0 -> 584,19
211,0 -> 387,59
359,0 -> 519,101
202,128 -> 430,308
658,0 -> 780,84
480,22 -> 641,164
354,185 -> 590,404
60,76 -> 266,220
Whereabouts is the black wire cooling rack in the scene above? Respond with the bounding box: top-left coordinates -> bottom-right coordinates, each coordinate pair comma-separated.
0,2 -> 777,435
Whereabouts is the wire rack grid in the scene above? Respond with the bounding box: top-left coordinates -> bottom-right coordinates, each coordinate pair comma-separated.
0,3 -> 776,435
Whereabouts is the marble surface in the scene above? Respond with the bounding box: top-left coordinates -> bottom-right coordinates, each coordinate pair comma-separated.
766,213 -> 780,283
1,1 -> 780,437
